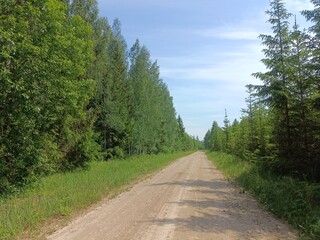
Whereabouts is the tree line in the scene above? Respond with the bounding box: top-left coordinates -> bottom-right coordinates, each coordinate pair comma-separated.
0,0 -> 199,194
204,0 -> 320,182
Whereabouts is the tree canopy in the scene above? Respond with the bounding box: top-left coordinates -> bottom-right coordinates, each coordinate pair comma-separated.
0,0 -> 197,194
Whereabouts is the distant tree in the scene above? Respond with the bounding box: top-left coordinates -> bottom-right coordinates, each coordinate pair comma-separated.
223,109 -> 230,151
228,119 -> 242,157
177,115 -> 185,137
210,121 -> 224,152
242,85 -> 258,153
94,19 -> 128,159
127,40 -> 186,154
203,130 -> 212,150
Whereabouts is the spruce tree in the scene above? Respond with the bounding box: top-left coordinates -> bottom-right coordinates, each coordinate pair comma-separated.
252,0 -> 294,172
301,1 -> 320,180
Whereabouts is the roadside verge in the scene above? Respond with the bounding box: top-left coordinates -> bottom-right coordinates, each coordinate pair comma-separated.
206,151 -> 320,240
0,151 -> 194,239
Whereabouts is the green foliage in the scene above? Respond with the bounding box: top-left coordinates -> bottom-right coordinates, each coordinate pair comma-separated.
204,121 -> 226,152
93,18 -> 129,158
126,40 -> 192,155
0,0 -> 192,195
0,0 -> 100,193
251,0 -> 320,180
205,0 -> 320,181
207,151 -> 320,239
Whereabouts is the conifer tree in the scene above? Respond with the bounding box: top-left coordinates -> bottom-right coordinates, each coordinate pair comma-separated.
252,0 -> 294,171
301,1 -> 320,180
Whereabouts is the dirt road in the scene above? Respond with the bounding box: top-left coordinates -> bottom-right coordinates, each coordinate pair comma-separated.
47,152 -> 297,240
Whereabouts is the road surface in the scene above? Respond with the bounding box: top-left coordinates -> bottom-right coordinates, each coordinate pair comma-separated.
48,151 -> 297,240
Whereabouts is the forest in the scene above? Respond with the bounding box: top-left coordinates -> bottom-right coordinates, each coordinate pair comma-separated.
203,1 -> 320,236
0,0 -> 199,195
204,0 -> 320,183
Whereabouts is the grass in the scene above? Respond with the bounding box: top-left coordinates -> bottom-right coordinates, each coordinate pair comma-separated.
206,151 -> 320,240
0,151 -> 193,239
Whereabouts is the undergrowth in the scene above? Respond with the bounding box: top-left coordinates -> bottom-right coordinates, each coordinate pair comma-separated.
206,151 -> 320,240
0,151 -> 193,239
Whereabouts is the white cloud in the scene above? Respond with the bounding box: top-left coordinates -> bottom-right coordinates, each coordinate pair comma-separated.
160,43 -> 265,83
286,0 -> 314,12
99,0 -> 298,139
159,39 -> 266,139
199,28 -> 261,41
98,0 -> 189,9
164,52 -> 265,139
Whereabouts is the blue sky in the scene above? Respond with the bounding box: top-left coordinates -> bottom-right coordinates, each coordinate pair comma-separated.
97,0 -> 313,139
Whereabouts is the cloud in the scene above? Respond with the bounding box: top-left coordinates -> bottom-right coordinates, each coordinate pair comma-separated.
164,54 -> 265,139
199,28 -> 261,41
173,87 -> 247,138
160,43 -> 265,83
97,0 -> 287,139
286,0 -> 314,12
159,40 -> 266,139
98,0 -> 188,9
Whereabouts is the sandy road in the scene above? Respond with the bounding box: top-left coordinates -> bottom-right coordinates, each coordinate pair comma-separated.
48,151 -> 297,240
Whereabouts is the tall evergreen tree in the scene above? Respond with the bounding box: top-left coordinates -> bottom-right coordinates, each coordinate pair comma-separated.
252,0 -> 294,172
301,1 -> 320,180
287,19 -> 314,163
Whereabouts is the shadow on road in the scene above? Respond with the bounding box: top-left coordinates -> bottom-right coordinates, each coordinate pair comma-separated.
146,178 -> 292,237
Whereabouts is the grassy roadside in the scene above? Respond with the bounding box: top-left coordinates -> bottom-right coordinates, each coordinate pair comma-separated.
0,151 -> 194,239
206,151 -> 320,240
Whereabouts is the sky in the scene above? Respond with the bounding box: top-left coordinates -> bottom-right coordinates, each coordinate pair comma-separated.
96,0 -> 313,139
